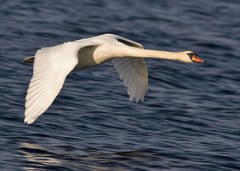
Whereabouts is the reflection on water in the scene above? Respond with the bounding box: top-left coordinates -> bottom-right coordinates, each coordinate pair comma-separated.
20,141 -> 160,171
20,142 -> 62,171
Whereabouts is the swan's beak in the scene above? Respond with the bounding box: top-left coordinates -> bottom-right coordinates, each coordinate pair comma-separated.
192,55 -> 204,63
189,53 -> 204,63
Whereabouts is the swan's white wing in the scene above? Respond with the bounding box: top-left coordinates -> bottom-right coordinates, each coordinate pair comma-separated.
112,58 -> 148,102
24,43 -> 79,124
114,35 -> 144,48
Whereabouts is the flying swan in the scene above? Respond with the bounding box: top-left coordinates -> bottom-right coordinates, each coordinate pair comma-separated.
24,34 -> 204,124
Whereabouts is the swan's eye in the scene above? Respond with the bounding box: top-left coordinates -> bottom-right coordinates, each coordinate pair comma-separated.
187,53 -> 204,63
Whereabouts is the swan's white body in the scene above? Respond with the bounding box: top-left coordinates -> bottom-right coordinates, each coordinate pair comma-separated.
24,34 -> 203,124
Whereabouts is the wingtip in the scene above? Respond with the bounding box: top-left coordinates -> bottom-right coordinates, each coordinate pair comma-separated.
135,98 -> 144,103
129,96 -> 145,103
24,117 -> 35,125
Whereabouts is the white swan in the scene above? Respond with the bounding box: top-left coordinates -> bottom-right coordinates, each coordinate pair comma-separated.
24,34 -> 204,124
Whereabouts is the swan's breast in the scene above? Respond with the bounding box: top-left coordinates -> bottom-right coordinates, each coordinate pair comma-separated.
75,45 -> 99,70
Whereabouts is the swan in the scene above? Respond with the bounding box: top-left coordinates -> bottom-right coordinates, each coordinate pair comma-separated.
24,34 -> 204,124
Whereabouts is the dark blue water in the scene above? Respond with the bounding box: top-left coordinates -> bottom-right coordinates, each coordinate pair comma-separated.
1,0 -> 240,170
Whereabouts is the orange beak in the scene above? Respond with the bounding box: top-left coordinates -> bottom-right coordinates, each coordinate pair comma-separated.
191,54 -> 204,63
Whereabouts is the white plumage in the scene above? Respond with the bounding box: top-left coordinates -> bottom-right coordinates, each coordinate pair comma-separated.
24,34 -> 204,124
112,57 -> 148,102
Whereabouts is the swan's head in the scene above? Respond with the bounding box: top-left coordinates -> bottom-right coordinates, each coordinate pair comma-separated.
178,51 -> 204,63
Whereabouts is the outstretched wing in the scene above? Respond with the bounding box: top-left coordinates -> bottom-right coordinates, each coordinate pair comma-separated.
112,57 -> 148,102
24,43 -> 79,124
112,35 -> 148,102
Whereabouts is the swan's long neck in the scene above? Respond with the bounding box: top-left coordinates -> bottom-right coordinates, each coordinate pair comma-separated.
93,45 -> 179,65
123,47 -> 178,61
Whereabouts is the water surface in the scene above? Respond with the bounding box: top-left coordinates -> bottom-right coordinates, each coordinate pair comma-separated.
0,0 -> 240,170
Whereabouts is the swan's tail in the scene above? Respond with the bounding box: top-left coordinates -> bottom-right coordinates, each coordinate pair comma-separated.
24,56 -> 35,64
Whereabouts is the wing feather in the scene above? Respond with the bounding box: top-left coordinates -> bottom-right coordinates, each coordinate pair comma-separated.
24,43 -> 79,124
112,57 -> 148,102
